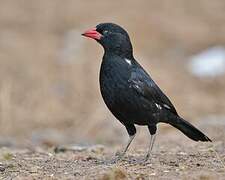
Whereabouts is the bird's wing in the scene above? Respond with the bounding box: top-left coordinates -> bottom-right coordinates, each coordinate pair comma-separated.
129,66 -> 178,115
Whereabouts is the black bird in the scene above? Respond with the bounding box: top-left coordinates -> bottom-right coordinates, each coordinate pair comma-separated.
82,23 -> 211,161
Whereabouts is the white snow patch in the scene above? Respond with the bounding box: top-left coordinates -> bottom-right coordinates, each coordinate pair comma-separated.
188,46 -> 225,78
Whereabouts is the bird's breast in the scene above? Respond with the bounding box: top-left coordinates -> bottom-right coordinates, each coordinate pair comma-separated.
99,58 -> 153,124
99,58 -> 131,103
101,57 -> 132,103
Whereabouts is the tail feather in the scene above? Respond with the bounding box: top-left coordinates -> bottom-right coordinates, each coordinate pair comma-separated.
166,115 -> 211,142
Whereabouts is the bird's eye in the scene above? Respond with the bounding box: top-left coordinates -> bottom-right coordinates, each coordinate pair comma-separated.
103,30 -> 108,35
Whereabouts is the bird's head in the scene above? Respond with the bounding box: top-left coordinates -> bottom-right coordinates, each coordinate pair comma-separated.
82,23 -> 133,58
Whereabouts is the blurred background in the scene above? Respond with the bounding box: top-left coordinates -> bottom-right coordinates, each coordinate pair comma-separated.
0,0 -> 225,148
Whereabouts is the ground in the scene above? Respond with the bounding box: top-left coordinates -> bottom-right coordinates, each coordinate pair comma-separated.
1,118 -> 225,179
0,141 -> 224,179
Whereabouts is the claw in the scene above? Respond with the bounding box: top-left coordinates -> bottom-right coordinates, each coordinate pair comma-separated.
132,156 -> 150,165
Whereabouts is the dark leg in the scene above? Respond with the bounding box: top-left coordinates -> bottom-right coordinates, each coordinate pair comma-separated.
145,125 -> 157,161
116,124 -> 136,161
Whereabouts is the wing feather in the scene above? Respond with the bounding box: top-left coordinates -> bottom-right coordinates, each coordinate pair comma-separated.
129,66 -> 178,115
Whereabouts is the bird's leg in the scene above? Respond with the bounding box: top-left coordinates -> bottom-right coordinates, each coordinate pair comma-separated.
114,124 -> 136,162
145,133 -> 156,161
144,125 -> 157,162
117,134 -> 135,158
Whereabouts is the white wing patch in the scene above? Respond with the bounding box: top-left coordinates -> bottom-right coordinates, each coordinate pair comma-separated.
125,58 -> 132,65
155,103 -> 162,110
163,104 -> 171,109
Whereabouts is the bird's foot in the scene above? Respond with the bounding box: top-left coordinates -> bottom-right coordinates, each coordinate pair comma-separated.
144,153 -> 150,162
133,154 -> 150,165
115,151 -> 126,161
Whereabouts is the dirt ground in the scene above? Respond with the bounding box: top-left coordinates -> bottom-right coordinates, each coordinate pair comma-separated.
0,129 -> 225,179
1,116 -> 225,179
0,0 -> 225,179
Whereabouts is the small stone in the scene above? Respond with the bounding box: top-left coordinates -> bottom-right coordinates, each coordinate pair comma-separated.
178,152 -> 187,155
196,163 -> 201,167
0,165 -> 5,172
150,172 -> 156,176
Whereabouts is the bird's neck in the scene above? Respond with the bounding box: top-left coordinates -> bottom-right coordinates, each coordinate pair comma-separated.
104,47 -> 134,59
102,38 -> 134,59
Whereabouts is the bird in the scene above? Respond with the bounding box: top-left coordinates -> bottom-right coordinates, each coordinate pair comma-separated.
82,23 -> 211,162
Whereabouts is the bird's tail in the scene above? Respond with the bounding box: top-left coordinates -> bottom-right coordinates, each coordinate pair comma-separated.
165,115 -> 211,142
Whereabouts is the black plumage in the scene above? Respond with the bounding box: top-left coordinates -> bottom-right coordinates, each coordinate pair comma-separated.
82,23 -> 211,161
